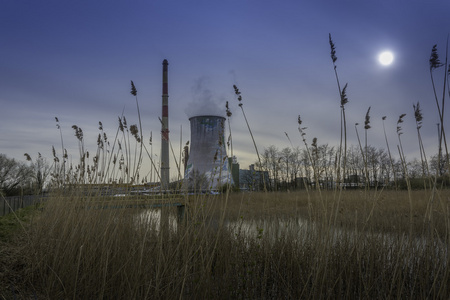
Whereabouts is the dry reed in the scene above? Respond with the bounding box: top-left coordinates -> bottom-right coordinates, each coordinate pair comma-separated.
2,189 -> 448,299
2,38 -> 450,299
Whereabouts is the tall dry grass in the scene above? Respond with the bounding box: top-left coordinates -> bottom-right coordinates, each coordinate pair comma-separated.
4,189 -> 446,299
3,39 -> 450,299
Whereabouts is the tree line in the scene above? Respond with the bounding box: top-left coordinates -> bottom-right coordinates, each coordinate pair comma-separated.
0,153 -> 50,196
241,144 -> 448,191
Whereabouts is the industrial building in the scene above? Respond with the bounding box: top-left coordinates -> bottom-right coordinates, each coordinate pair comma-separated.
157,60 -> 246,193
184,115 -> 233,191
239,164 -> 269,191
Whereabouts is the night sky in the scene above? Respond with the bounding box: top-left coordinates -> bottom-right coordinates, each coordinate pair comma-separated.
1,0 -> 449,180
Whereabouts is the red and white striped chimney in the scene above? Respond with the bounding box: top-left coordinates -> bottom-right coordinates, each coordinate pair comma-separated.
161,59 -> 170,188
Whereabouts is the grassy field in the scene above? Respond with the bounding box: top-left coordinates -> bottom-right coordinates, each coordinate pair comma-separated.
1,189 -> 449,299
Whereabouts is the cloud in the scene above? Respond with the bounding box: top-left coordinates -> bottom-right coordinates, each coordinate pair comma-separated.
184,76 -> 225,118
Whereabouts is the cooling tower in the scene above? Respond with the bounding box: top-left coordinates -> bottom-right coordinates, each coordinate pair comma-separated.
185,115 -> 232,191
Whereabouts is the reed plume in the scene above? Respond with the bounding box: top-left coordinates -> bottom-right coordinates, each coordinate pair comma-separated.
297,115 -> 319,194
233,84 -> 266,191
413,102 -> 430,181
225,101 -> 234,190
354,123 -> 366,186
429,44 -> 449,176
55,117 -> 66,185
381,116 -> 397,189
329,34 -> 348,189
396,113 -> 414,235
364,107 -> 371,187
130,81 -> 144,183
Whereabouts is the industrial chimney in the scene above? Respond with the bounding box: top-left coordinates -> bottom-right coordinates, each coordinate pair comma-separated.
161,59 -> 170,189
185,115 -> 232,191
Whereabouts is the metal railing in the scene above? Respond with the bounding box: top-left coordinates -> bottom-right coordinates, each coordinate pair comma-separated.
1,195 -> 45,217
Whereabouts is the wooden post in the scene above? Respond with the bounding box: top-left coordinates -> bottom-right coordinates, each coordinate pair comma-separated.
177,205 -> 185,224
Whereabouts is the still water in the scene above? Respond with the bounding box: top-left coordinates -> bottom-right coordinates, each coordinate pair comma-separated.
136,209 -> 448,264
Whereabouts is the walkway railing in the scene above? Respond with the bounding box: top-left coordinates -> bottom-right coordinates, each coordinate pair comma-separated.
1,195 -> 45,217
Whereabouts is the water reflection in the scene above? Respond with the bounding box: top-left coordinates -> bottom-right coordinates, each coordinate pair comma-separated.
136,209 -> 178,233
226,217 -> 313,242
135,210 -> 448,265
226,217 -> 448,265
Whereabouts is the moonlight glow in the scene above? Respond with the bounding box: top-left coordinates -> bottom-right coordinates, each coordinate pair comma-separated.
378,51 -> 394,65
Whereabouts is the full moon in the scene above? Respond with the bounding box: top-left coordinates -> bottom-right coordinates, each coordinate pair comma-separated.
379,51 -> 394,65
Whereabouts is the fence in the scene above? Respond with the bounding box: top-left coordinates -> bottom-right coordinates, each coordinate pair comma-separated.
1,195 -> 45,217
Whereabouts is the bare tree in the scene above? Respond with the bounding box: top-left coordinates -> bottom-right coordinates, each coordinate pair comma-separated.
289,147 -> 302,189
0,154 -> 33,196
346,146 -> 364,185
279,147 -> 294,190
261,145 -> 280,190
25,153 -> 51,194
429,153 -> 447,177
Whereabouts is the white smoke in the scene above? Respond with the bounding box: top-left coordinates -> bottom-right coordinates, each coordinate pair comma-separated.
185,76 -> 226,118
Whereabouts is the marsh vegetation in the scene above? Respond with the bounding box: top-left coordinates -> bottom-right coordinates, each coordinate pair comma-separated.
1,189 -> 449,299
1,37 -> 450,299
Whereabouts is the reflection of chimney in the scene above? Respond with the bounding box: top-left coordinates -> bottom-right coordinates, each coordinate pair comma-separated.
161,59 -> 170,188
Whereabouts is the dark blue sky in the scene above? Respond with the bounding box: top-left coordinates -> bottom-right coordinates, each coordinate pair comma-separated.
1,0 -> 449,178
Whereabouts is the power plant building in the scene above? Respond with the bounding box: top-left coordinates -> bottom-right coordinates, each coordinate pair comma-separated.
157,60 -> 235,191
184,115 -> 232,190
